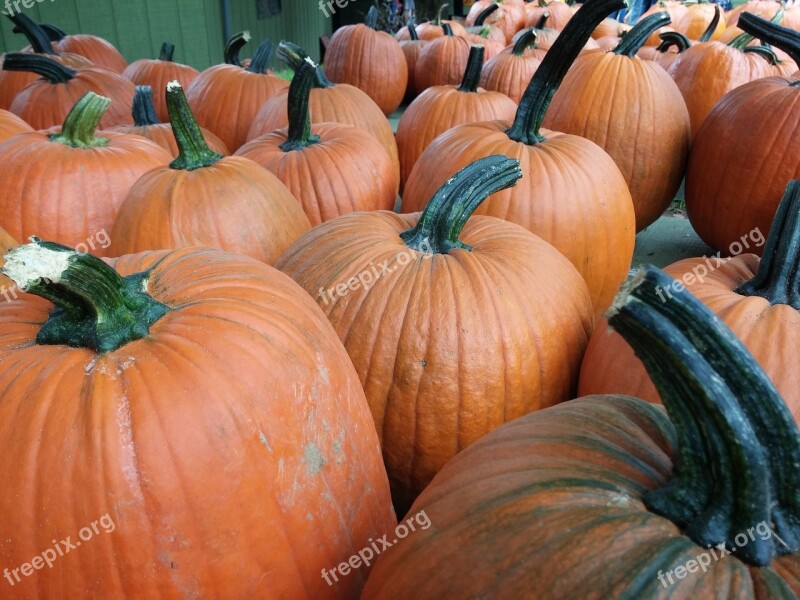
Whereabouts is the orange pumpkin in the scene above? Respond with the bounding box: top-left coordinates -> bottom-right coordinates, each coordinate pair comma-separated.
0,227 -> 16,292
277,155 -> 594,514
235,58 -> 397,225
466,0 -> 527,42
402,4 -> 469,40
399,24 -> 427,101
726,0 -> 782,26
110,81 -> 309,264
0,239 -> 396,598
38,22 -> 127,72
0,92 -> 171,251
413,24 -> 474,92
0,109 -> 32,143
526,0 -> 574,30
676,2 -> 726,39
637,30 -> 691,70
480,29 -> 548,103
465,3 -> 508,43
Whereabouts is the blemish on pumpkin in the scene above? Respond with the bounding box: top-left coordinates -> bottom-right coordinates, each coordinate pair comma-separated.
304,442 -> 326,475
421,359 -> 426,367
306,513 -> 314,521
258,431 -> 272,452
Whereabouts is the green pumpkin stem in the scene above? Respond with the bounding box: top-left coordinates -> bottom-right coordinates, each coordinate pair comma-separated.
49,92 -> 110,149
738,11 -> 800,69
608,265 -> 800,566
512,29 -> 538,55
246,40 -> 275,74
534,12 -> 549,29
131,85 -> 161,126
442,22 -> 454,36
407,23 -> 420,40
614,12 -> 671,57
726,8 -> 786,52
434,3 -> 449,25
276,41 -> 334,88
475,3 -> 500,26
365,5 -> 380,29
223,31 -> 251,66
742,45 -> 779,64
40,23 -> 67,42
8,12 -> 57,55
698,5 -> 720,42
1,52 -> 76,83
457,45 -> 485,93
280,58 -> 320,152
657,31 -> 691,53
506,0 -> 625,145
401,156 -> 522,254
159,41 -> 175,61
0,239 -> 170,353
165,81 -> 223,170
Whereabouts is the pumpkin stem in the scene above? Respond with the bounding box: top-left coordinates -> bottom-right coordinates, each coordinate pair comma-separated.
365,5 -> 380,29
434,3 -> 449,25
400,156 -> 522,253
131,85 -> 161,126
49,92 -> 111,149
507,0 -> 625,145
276,41 -> 334,88
159,41 -> 175,62
224,30 -> 252,66
280,57 -> 320,152
608,265 -> 800,566
165,81 -> 223,170
457,45 -> 485,93
442,22 -> 454,36
8,11 -> 57,55
512,29 -> 538,55
475,3 -> 500,25
534,12 -> 549,29
40,23 -> 67,42
614,12 -> 671,57
1,240 -> 170,353
726,8 -> 783,53
246,40 -> 276,74
742,44 -> 779,64
657,30 -> 691,53
698,5 -> 720,42
738,11 -> 800,69
1,52 -> 76,83
408,23 -> 420,40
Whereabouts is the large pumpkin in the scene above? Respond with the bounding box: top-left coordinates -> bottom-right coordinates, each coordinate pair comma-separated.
235,58 -> 397,225
277,155 -> 594,516
479,29 -> 547,104
110,81 -> 310,264
0,239 -> 396,598
401,0 -> 636,316
362,263 -> 800,598
0,108 -> 32,143
0,92 -> 171,251
37,21 -> 127,72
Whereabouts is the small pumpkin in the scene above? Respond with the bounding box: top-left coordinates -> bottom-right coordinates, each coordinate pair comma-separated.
676,2 -> 726,39
415,25 -> 478,94
0,108 -> 32,143
404,4 -> 469,40
122,42 -> 199,123
465,4 -> 508,43
277,155 -> 594,515
235,58 -> 397,225
466,0 -> 528,42
36,21 -> 127,72
110,81 -> 310,264
480,29 -> 548,103
526,0 -> 574,30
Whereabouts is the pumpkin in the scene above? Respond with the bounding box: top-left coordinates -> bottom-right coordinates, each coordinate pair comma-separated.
526,0 -> 574,30
466,0 -> 527,42
35,21 -> 127,72
0,239 -> 396,598
399,24 -> 427,101
676,2 -> 726,39
580,179 -> 800,419
544,12 -> 691,231
0,108 -> 32,143
246,43 -> 400,192
323,6 -> 408,116
122,42 -> 199,123
725,0 -> 781,26
277,155 -> 594,515
235,58 -> 397,225
109,85 -> 229,157
4,54 -> 135,129
0,227 -> 16,293
402,4 -> 469,40
185,39 -> 288,152
362,263 -> 800,598
480,29 -> 547,103
109,81 -> 309,264
685,13 -> 800,255
397,46 -> 517,190
0,92 -> 171,251
219,30 -> 253,67
465,28 -> 508,61
637,30 -> 691,70
638,0 -> 690,31
592,16 -> 623,39
401,0 -> 636,316
414,25 -> 477,94
465,4 -> 508,43
514,14 -> 561,46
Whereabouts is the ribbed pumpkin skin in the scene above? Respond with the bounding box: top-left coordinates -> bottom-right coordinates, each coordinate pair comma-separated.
396,86 -> 517,190
109,156 -> 310,264
9,67 -> 135,129
0,52 -> 93,110
236,123 -> 397,226
544,52 -> 691,231
246,84 -> 400,187
362,396 -> 800,599
677,3 -> 726,40
276,211 -> 594,513
51,34 -> 127,72
0,109 -> 32,142
108,122 -> 230,157
323,23 -> 408,115
399,37 -> 425,100
414,35 -> 473,92
0,246 -> 396,599
686,77 -> 800,255
579,254 -> 800,422
0,226 -> 16,289
184,66 -> 289,151
479,46 -> 547,103
0,131 -> 170,251
122,59 -> 200,122
401,122 -> 636,316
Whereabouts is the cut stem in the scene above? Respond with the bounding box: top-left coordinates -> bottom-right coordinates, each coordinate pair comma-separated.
276,41 -> 334,88
657,31 -> 691,53
49,92 -> 111,149
159,41 -> 175,62
512,29 -> 538,55
614,12 -> 671,57
475,3 -> 500,25
8,12 -> 57,55
738,11 -> 800,68
224,31 -> 252,66
1,53 -> 76,83
245,40 -> 275,74
131,85 -> 161,126
457,45 -> 485,93
279,58 -> 320,152
165,81 -> 223,170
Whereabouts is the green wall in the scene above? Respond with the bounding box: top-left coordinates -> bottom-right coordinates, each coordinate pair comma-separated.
0,0 -> 331,70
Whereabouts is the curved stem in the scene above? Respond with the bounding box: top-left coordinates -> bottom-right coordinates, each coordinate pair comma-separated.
40,23 -> 67,42
457,45 -> 484,92
614,12 -> 671,57
131,85 -> 161,126
223,31 -> 251,66
8,12 -> 57,55
507,0 -> 625,145
276,41 -> 334,88
475,3 -> 500,25
49,92 -> 111,149
1,240 -> 170,353
365,5 -> 379,29
165,81 -> 222,170
1,53 -> 76,83
246,39 -> 275,74
512,29 -> 538,55
400,156 -> 523,253
159,41 -> 175,62
608,265 -> 800,566
698,5 -> 720,42
534,12 -> 549,29
657,30 -> 691,53
434,3 -> 449,25
742,44 -> 779,64
408,23 -> 420,40
738,11 -> 800,68
279,58 -> 320,152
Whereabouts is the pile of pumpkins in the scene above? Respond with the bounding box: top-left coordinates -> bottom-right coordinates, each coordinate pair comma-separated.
0,0 -> 799,597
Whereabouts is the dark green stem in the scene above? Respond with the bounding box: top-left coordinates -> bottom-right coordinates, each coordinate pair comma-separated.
657,31 -> 691,53
49,92 -> 110,148
742,45 -> 779,64
245,39 -> 275,74
433,3 -> 449,25
614,12 -> 671,57
457,45 -> 485,93
475,3 -> 499,25
224,31 -> 251,66
534,13 -> 549,29
0,239 -> 170,353
40,23 -> 67,42
365,5 -> 379,29
512,29 -> 538,55
165,82 -> 223,170
408,23 -> 419,40
8,12 -> 57,55
131,85 -> 161,126
1,53 -> 76,83
442,22 -> 454,36
276,41 -> 334,88
400,156 -> 522,253
698,5 -> 720,42
279,58 -> 320,152
159,41 -> 175,61
608,265 -> 800,566
507,0 -> 625,145
738,11 -> 800,68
